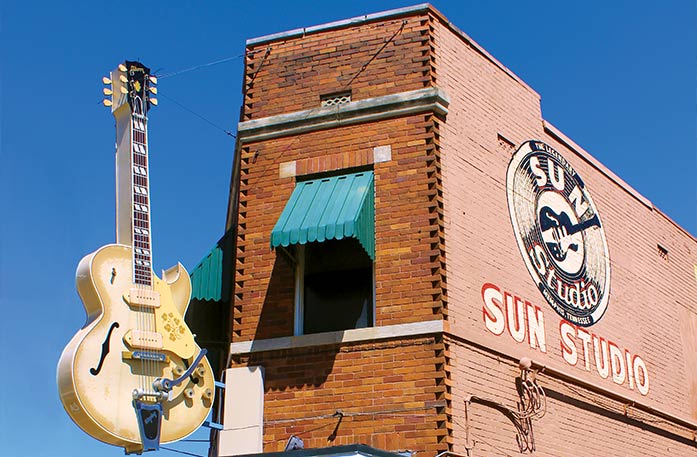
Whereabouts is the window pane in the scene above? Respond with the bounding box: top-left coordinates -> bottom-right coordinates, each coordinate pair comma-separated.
302,239 -> 373,334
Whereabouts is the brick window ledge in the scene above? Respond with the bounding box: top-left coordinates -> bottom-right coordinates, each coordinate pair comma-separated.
229,320 -> 444,355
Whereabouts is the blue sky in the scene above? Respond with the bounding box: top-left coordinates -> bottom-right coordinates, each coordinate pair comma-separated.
1,1 -> 694,456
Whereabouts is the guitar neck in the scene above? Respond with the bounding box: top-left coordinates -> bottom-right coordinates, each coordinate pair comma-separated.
568,213 -> 600,236
107,61 -> 157,287
131,113 -> 153,287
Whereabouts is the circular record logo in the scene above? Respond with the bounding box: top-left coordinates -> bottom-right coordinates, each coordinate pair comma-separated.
506,140 -> 610,327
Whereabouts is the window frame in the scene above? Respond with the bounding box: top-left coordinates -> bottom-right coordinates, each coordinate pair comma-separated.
293,244 -> 375,336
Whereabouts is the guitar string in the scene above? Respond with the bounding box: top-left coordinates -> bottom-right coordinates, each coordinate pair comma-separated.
134,109 -> 147,397
142,106 -> 155,397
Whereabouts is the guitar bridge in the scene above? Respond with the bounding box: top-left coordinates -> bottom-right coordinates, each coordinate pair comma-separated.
122,350 -> 169,363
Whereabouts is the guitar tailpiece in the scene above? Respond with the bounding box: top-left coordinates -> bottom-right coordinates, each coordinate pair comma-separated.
133,400 -> 162,452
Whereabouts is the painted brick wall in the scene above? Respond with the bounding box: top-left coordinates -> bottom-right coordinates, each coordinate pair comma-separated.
231,337 -> 448,454
431,6 -> 697,455
447,340 -> 696,456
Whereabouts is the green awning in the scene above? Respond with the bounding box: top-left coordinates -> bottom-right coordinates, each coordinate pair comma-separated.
190,244 -> 224,302
271,171 -> 375,260
189,228 -> 234,302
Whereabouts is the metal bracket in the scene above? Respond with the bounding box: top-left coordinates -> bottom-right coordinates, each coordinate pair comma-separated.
202,377 -> 227,430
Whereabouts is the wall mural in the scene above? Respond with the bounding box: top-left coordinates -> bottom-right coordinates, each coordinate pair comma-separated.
479,140 -> 649,396
506,140 -> 610,327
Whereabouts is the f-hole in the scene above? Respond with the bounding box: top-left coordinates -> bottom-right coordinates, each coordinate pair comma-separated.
90,322 -> 120,376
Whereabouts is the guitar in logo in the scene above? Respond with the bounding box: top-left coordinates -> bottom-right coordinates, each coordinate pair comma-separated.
506,140 -> 611,327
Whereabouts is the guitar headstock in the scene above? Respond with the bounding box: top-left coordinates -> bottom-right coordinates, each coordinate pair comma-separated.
102,61 -> 158,116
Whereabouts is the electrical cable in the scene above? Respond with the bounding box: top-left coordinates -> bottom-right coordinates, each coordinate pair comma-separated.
160,445 -> 205,457
157,91 -> 236,138
157,50 -> 266,79
264,403 -> 445,425
247,47 -> 271,86
342,20 -> 406,89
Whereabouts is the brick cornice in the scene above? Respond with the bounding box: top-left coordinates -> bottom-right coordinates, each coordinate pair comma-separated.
237,87 -> 450,143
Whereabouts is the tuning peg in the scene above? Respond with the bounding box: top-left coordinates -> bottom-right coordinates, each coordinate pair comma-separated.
102,76 -> 112,85
103,99 -> 113,107
148,98 -> 158,106
119,74 -> 128,83
148,87 -> 158,94
103,88 -> 113,96
118,63 -> 127,72
148,75 -> 157,84
119,86 -> 128,94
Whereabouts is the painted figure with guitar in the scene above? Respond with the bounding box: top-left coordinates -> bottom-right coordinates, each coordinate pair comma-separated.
57,61 -> 214,454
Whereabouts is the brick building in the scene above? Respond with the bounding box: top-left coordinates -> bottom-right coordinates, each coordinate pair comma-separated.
194,4 -> 697,456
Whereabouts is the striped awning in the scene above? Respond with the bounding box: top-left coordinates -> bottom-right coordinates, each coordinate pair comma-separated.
270,171 -> 374,260
189,243 -> 224,302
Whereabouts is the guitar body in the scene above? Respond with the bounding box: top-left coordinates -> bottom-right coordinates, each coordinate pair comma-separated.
58,244 -> 214,453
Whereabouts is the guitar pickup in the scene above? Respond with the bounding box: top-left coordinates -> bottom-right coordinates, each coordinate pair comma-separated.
123,351 -> 169,363
124,288 -> 161,308
124,330 -> 163,350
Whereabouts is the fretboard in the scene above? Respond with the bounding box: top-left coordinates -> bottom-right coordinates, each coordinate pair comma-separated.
131,113 -> 153,287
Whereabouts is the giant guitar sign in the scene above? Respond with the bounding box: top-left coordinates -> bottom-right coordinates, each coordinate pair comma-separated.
57,62 -> 214,454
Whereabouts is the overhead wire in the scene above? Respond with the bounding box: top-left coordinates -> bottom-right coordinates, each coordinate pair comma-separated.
160,445 -> 205,457
263,402 -> 445,445
144,51 -> 271,139
157,50 -> 267,79
157,91 -> 236,138
342,19 -> 406,89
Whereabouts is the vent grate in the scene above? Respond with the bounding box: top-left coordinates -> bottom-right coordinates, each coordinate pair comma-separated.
321,92 -> 351,107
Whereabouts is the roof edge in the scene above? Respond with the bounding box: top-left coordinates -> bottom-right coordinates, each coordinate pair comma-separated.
245,3 -> 539,98
246,3 -> 432,46
543,120 -> 653,210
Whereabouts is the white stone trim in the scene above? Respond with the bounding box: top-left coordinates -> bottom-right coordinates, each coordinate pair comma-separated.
279,160 -> 296,178
229,319 -> 444,354
373,145 -> 392,163
238,87 -> 450,143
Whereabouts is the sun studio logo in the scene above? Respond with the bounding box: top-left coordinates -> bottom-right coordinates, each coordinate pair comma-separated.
506,140 -> 611,327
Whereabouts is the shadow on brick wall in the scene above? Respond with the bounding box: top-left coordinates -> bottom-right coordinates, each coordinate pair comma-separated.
247,253 -> 341,388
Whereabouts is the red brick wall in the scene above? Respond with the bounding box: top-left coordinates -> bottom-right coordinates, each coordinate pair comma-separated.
234,114 -> 444,341
231,337 -> 448,454
243,15 -> 432,120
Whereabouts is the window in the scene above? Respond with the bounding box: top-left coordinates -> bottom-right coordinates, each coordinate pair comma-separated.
295,238 -> 373,335
271,171 -> 375,336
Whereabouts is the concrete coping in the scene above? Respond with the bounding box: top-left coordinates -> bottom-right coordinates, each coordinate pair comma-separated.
246,4 -> 432,46
237,87 -> 450,143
